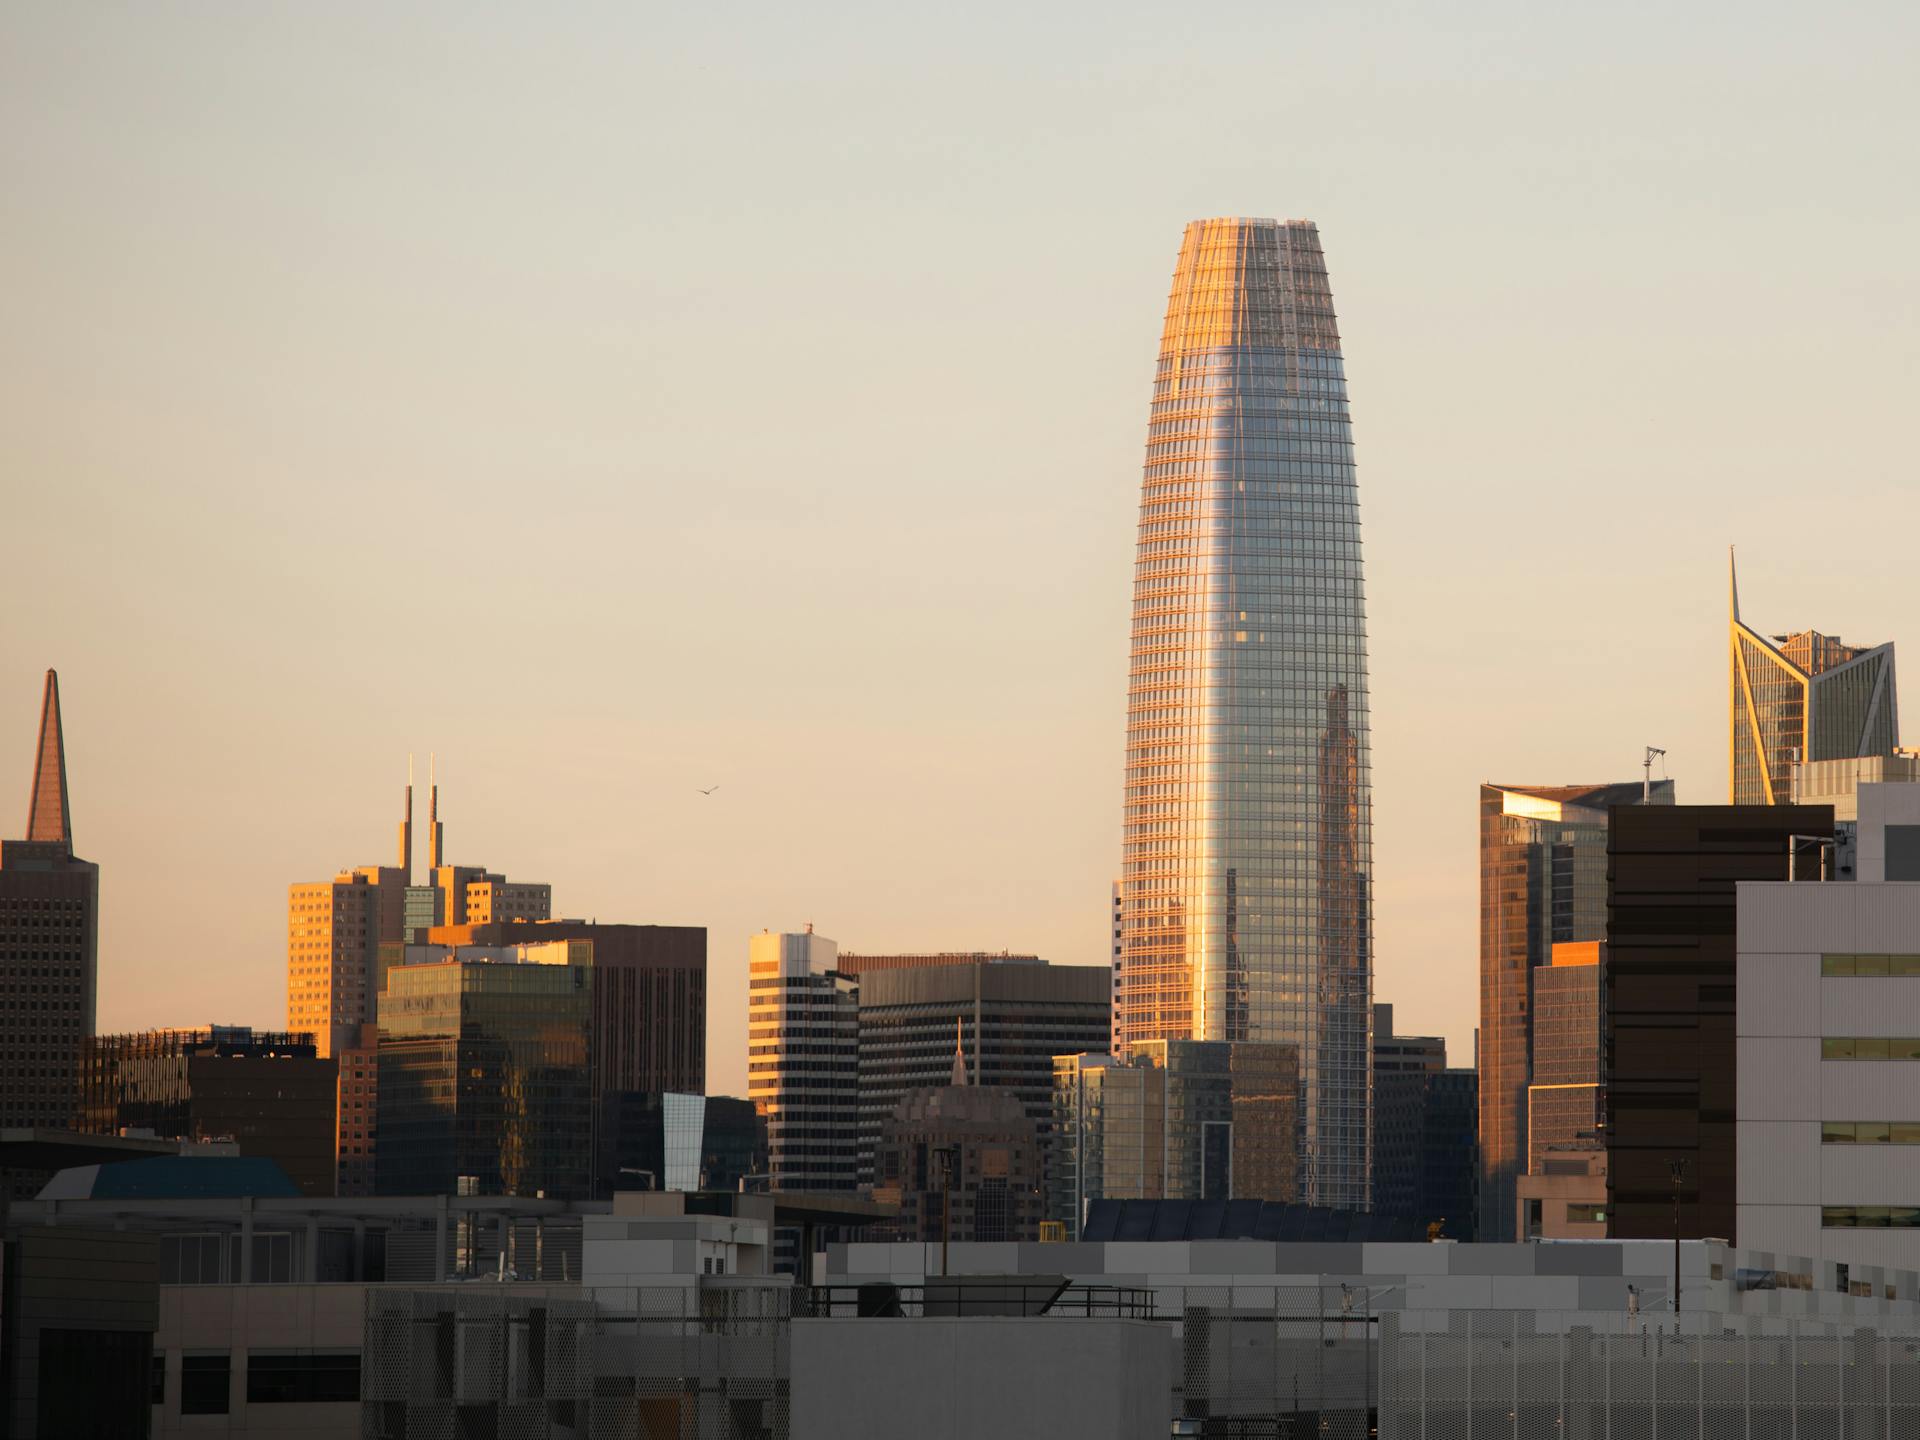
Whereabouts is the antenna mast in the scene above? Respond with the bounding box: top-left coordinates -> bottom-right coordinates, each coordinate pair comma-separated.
1643,746 -> 1667,804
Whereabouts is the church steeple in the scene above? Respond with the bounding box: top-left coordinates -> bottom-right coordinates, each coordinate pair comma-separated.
25,669 -> 71,848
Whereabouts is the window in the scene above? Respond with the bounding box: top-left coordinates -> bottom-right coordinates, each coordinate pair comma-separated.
1821,1037 -> 1920,1060
1823,1207 -> 1920,1229
1566,1204 -> 1606,1224
151,1355 -> 167,1405
246,1352 -> 360,1404
1822,954 -> 1920,977
180,1354 -> 231,1415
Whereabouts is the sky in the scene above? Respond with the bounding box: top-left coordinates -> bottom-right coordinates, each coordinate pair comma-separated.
2,1 -> 1916,1095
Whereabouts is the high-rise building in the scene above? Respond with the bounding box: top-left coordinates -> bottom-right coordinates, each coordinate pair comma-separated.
1371,1004 -> 1476,1238
290,768 -> 550,1057
376,948 -> 593,1199
407,920 -> 705,1197
855,958 -> 1108,1187
78,1026 -> 339,1196
836,950 -> 1041,978
1047,1039 -> 1298,1237
335,1022 -> 378,1197
1528,942 -> 1601,1161
1729,552 -> 1898,806
1115,217 -> 1373,1209
1605,803 -> 1832,1241
1738,783 -> 1920,1264
1,670 -> 98,1136
1478,780 -> 1669,1243
747,928 -> 857,1192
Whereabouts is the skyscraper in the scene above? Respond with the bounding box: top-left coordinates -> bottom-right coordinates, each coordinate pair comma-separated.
1478,780 -> 1670,1241
1729,551 -> 1897,805
1,670 -> 98,1139
747,928 -> 857,1192
1115,217 -> 1373,1208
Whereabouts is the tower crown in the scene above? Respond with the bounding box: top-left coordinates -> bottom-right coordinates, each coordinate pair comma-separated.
25,669 -> 71,848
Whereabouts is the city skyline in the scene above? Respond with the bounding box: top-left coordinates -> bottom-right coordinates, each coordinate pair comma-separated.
4,4 -> 1918,1097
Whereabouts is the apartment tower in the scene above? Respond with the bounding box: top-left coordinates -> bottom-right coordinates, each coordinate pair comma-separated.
1115,217 -> 1373,1209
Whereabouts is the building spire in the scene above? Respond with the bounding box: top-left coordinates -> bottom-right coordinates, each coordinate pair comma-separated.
25,669 -> 71,848
427,752 -> 443,870
1729,545 -> 1741,626
398,754 -> 414,881
951,1016 -> 968,1087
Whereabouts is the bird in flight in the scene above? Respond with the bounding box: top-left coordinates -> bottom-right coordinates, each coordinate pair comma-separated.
698,785 -> 720,795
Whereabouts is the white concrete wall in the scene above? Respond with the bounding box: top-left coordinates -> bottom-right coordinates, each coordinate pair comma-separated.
1738,880 -> 1920,1270
788,1317 -> 1173,1440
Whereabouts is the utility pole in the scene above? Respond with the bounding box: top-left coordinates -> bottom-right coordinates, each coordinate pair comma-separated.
1669,1157 -> 1688,1312
937,1145 -> 960,1278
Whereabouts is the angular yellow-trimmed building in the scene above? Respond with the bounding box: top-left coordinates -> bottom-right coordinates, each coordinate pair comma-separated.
1729,549 -> 1897,805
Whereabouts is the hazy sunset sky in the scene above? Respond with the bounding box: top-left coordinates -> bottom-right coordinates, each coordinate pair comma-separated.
3,2 -> 1915,1093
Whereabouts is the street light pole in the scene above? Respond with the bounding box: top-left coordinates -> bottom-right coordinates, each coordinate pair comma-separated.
1669,1157 -> 1688,1313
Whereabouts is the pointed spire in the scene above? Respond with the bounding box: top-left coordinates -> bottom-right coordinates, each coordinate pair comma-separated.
25,669 -> 71,848
951,1016 -> 968,1087
1729,545 -> 1741,626
427,752 -> 443,871
398,754 -> 414,881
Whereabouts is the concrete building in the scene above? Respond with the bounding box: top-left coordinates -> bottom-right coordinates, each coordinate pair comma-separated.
855,956 -> 1107,1186
1,670 -> 99,1147
1050,1040 -> 1299,1238
1371,1004 -> 1476,1239
78,1025 -> 340,1197
748,928 -> 858,1192
1739,781 -> 1920,1266
1606,802 -> 1832,1242
1477,779 -> 1665,1244
1792,750 -> 1920,880
870,1038 -> 1045,1243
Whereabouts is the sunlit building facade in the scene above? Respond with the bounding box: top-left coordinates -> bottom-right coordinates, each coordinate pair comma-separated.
1115,216 -> 1372,1208
1478,781 -> 1666,1242
1729,552 -> 1897,805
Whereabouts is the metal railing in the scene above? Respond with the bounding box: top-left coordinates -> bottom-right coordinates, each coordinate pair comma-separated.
801,1281 -> 1157,1319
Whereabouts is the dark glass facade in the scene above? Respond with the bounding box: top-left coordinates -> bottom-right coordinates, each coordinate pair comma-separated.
376,959 -> 592,1200
1116,217 -> 1372,1209
1604,804 -> 1832,1240
79,1027 -> 339,1197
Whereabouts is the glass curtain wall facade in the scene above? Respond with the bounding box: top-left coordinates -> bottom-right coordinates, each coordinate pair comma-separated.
1478,781 -> 1666,1243
1116,216 -> 1373,1208
1729,552 -> 1897,805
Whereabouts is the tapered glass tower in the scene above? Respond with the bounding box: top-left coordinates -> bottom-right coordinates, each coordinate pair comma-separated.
1115,218 -> 1372,1208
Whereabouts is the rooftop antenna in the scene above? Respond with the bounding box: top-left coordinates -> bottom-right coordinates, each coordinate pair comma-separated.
1643,746 -> 1667,804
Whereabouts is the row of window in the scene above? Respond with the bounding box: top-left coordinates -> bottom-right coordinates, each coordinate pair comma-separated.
1821,954 -> 1920,976
1821,1038 -> 1920,1060
1823,1207 -> 1920,1229
1821,1122 -> 1920,1144
159,1352 -> 359,1413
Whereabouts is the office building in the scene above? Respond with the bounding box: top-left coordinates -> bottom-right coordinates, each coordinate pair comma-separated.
1792,750 -> 1920,880
335,1022 -> 378,1197
376,947 -> 593,1199
1049,1040 -> 1298,1237
873,1078 -> 1045,1244
1115,217 -> 1373,1210
697,1095 -> 768,1192
1738,782 -> 1920,1265
748,928 -> 858,1191
1371,1004 -> 1476,1239
1478,779 -> 1666,1241
1,670 -> 98,1145
291,766 -> 551,1057
1606,802 -> 1832,1241
1729,552 -> 1897,806
836,949 -> 1042,977
1528,941 -> 1601,1158
78,1026 -> 339,1197
855,957 -> 1108,1186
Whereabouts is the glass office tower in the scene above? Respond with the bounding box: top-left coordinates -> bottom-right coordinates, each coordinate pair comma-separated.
1115,217 -> 1372,1208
